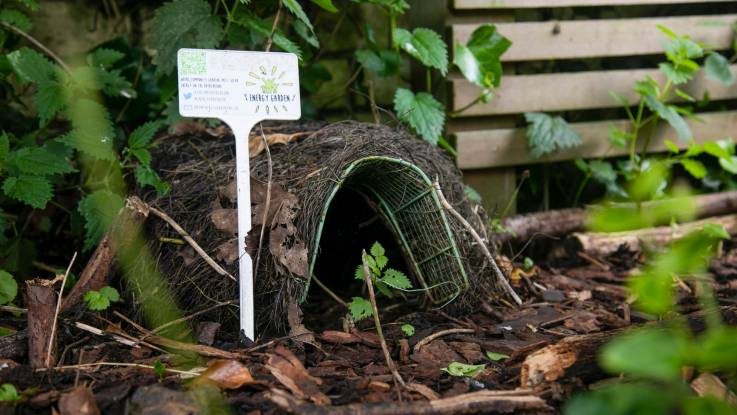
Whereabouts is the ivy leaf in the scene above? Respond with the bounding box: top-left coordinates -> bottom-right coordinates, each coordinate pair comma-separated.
36,81 -> 65,126
88,48 -> 125,68
135,165 -> 170,196
454,24 -> 511,88
393,28 -> 448,75
401,324 -> 415,337
643,95 -> 691,141
128,121 -> 162,149
311,0 -> 338,12
282,0 -> 313,31
8,147 -> 75,176
348,297 -> 373,321
441,362 -> 485,377
78,190 -> 124,252
83,290 -> 110,311
3,175 -> 52,209
393,88 -> 445,145
99,286 -> 120,302
151,0 -> 224,77
705,52 -> 735,86
525,113 -> 582,159
7,47 -> 57,84
680,158 -> 707,179
0,270 -> 17,305
382,268 -> 412,289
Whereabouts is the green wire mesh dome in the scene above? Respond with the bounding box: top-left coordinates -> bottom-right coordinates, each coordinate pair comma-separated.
307,156 -> 469,305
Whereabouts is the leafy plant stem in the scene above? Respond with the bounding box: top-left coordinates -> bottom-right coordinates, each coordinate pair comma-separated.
362,250 -> 406,388
449,95 -> 484,117
640,81 -> 672,161
629,100 -> 647,168
573,171 -> 592,207
426,67 -> 431,93
0,22 -> 71,74
437,137 -> 457,157
310,275 -> 348,307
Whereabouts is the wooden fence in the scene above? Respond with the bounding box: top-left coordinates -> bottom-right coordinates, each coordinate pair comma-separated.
446,0 -> 737,213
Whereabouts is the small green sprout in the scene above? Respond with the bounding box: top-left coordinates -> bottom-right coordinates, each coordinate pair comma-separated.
441,362 -> 486,378
83,286 -> 120,311
401,324 -> 415,337
486,351 -> 510,361
0,383 -> 19,402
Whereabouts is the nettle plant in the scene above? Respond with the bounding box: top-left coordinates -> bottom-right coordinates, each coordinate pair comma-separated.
151,0 -> 510,149
349,241 -> 411,321
573,26 -> 736,202
0,1 -> 167,284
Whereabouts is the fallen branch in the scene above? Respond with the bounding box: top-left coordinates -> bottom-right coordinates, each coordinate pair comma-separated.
26,279 -> 57,368
266,387 -> 553,414
433,181 -> 522,305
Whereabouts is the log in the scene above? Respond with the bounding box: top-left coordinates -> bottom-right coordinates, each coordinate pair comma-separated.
26,279 -> 57,368
494,191 -> 737,245
520,307 -> 737,388
568,213 -> 737,258
266,388 -> 553,414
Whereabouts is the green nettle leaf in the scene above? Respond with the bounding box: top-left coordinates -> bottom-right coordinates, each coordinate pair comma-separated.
8,147 -> 75,176
354,264 -> 365,280
129,148 -> 152,165
65,99 -> 116,160
454,24 -> 511,88
88,48 -> 125,67
643,95 -> 691,141
628,272 -> 674,315
128,121 -> 162,149
282,0 -> 313,31
0,270 -> 17,305
96,68 -> 136,99
355,49 -> 399,77
525,113 -> 582,159
348,297 -> 373,321
705,52 -> 735,86
151,0 -> 224,77
601,328 -> 687,381
311,0 -> 338,12
78,190 -> 124,251
36,81 -> 65,126
393,88 -> 445,145
7,47 -> 57,84
352,0 -> 409,14
441,362 -> 485,377
370,241 -> 385,258
135,165 -> 170,196
658,62 -> 696,84
99,286 -> 120,302
680,158 -> 707,179
2,175 -> 53,209
84,290 -> 110,311
393,28 -> 448,75
485,351 -> 509,361
401,324 -> 415,337
0,9 -> 32,32
382,269 -> 412,290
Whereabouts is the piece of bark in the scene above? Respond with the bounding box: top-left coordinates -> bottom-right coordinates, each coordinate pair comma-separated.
0,329 -> 27,360
691,373 -> 737,406
266,387 -> 553,414
568,213 -> 737,258
520,307 -> 737,388
26,279 -> 57,368
61,235 -> 115,313
495,191 -> 737,245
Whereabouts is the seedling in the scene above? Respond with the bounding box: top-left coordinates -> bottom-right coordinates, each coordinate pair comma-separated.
486,351 -> 509,362
441,362 -> 485,378
401,324 -> 415,337
348,242 -> 412,322
83,286 -> 120,311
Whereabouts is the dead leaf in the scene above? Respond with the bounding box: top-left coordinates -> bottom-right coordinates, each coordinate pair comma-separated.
214,239 -> 238,265
368,381 -> 391,392
210,209 -> 237,235
563,311 -> 600,333
287,301 -> 315,344
266,347 -> 330,405
59,387 -> 100,415
406,382 -> 440,401
196,322 -> 221,346
321,330 -> 362,344
194,360 -> 255,389
248,132 -> 312,158
219,181 -> 237,204
176,245 -> 197,266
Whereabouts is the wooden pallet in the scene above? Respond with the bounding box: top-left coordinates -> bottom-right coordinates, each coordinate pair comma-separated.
447,1 -> 737,213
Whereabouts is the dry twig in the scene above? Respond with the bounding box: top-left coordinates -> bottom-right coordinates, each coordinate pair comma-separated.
413,328 -> 475,353
46,252 -> 77,367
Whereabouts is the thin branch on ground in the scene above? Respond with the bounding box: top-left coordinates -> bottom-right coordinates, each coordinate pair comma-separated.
38,362 -> 201,377
413,328 -> 475,353
46,252 -> 77,368
432,180 -> 523,305
310,275 -> 348,308
0,22 -> 71,74
150,299 -> 237,335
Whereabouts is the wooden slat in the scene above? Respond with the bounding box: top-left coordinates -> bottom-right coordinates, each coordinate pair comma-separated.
451,64 -> 737,115
455,111 -> 737,169
453,0 -> 735,10
452,14 -> 736,62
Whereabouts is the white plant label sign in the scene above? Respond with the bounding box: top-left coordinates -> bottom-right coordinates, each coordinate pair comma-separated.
177,48 -> 301,341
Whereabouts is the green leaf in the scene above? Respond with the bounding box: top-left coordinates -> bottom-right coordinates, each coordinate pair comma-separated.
680,158 -> 707,179
600,328 -> 687,381
607,126 -> 632,149
393,28 -> 448,75
464,185 -> 482,203
282,0 -> 313,31
659,62 -> 696,84
382,268 -> 412,289
705,53 -> 735,85
393,88 -> 445,145
683,396 -> 737,415
3,175 -> 52,209
720,156 -> 737,174
0,9 -> 32,32
354,264 -> 365,280
564,383 -> 677,415
154,360 -> 166,380
355,49 -> 399,77
129,148 -> 152,165
7,47 -> 57,84
99,286 -> 120,302
348,297 -> 373,321
701,223 -> 731,241
36,81 -> 65,126
697,327 -> 737,371
84,290 -> 110,311
235,15 -> 302,58
64,99 -> 116,160
311,0 -> 338,12
88,48 -> 125,67
370,241 -> 385,258
401,324 -> 415,337
134,165 -> 170,196
0,271 -> 17,305
151,0 -> 224,77
643,95 -> 691,141
522,257 -> 534,271
525,113 -> 582,159
8,146 -> 75,176
352,0 -> 409,14
664,139 -> 680,153
441,362 -> 485,377
128,121 -> 162,149
485,351 -> 509,361
78,190 -> 124,252
0,383 -> 19,402
454,24 -> 510,88
703,141 -> 732,159
96,68 -> 136,99
15,0 -> 39,11
293,20 -> 319,48
628,272 -> 674,315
